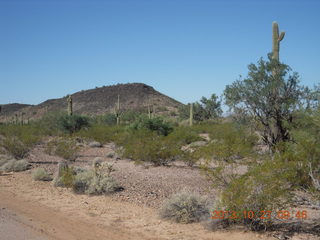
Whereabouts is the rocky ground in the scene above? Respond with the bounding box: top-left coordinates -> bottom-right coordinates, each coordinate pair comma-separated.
0,140 -> 319,240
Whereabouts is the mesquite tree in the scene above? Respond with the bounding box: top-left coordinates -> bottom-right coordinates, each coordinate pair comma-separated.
224,55 -> 305,149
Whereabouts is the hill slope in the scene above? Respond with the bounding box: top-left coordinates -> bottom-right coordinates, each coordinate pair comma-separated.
0,83 -> 183,122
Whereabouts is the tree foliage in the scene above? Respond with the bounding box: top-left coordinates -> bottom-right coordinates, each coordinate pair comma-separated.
179,93 -> 222,121
224,55 -> 307,148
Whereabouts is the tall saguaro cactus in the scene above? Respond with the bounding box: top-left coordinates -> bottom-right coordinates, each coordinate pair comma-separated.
67,95 -> 73,116
272,21 -> 285,61
115,94 -> 121,125
271,21 -> 285,146
189,103 -> 193,126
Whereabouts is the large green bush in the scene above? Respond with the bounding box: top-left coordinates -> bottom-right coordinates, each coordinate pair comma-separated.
119,129 -> 180,166
129,115 -> 173,136
195,123 -> 257,162
219,159 -> 296,230
76,125 -> 124,143
0,125 -> 42,159
57,114 -> 90,134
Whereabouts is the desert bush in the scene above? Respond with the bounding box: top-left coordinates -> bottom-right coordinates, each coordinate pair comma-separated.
217,159 -> 296,230
0,125 -> 42,159
98,113 -> 117,125
129,115 -> 173,136
120,129 -> 180,166
45,138 -> 79,161
1,137 -> 30,159
73,162 -> 118,195
180,151 -> 198,167
160,192 -> 210,223
0,155 -> 11,167
76,125 -> 124,144
0,159 -> 30,172
121,110 -> 141,123
194,123 -> 257,162
38,111 -> 66,135
57,114 -> 90,134
179,94 -> 222,121
56,166 -> 75,188
32,168 -> 52,181
166,127 -> 202,145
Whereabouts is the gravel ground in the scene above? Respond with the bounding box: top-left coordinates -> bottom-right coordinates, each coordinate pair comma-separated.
27,141 -> 217,208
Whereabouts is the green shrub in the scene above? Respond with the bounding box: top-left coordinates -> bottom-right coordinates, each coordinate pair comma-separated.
218,159 -> 296,230
76,125 -> 124,144
0,125 -> 42,159
45,138 -> 79,161
166,127 -> 202,145
57,114 -> 90,134
193,123 -> 257,162
1,137 -> 30,159
98,113 -> 117,125
38,111 -> 66,135
0,159 -> 30,172
32,168 -> 52,181
160,192 -> 210,223
129,115 -> 173,136
58,167 -> 75,188
121,110 -> 141,123
120,129 -> 180,166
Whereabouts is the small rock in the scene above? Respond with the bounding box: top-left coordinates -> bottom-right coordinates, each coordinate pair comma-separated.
189,141 -> 207,147
88,141 -> 102,148
106,152 -> 115,158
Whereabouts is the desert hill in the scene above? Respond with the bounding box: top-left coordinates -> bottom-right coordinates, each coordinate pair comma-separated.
0,83 -> 183,122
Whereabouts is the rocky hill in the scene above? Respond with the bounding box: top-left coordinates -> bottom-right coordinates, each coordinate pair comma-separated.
0,83 -> 183,122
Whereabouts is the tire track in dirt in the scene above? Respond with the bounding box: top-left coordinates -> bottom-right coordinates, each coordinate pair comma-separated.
0,189 -> 160,240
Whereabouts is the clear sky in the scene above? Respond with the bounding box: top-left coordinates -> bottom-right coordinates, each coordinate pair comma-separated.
1,0 -> 319,105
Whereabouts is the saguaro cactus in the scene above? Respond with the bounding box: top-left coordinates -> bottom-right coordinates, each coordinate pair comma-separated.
67,95 -> 73,116
189,103 -> 193,126
115,94 -> 121,125
271,21 -> 285,146
272,21 -> 285,61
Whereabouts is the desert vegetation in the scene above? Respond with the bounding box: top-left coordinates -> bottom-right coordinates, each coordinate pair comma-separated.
0,22 -> 319,239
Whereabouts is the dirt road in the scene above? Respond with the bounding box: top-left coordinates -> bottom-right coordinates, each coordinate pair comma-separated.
0,189 -> 156,240
0,172 -> 278,240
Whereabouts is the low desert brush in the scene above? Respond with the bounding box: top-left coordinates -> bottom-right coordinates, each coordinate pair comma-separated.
32,168 -> 52,181
45,138 -> 79,161
0,159 -> 30,172
160,191 -> 210,223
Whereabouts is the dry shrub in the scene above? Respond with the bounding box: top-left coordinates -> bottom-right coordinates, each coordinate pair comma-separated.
160,191 -> 210,223
0,159 -> 30,172
73,162 -> 118,195
1,137 -> 31,159
32,168 -> 52,181
45,138 -> 79,161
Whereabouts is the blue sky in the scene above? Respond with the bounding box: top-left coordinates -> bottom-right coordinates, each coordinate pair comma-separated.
0,0 -> 319,105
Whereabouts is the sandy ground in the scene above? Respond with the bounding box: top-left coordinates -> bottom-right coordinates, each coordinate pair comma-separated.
0,206 -> 47,240
0,172 -> 277,240
0,142 -> 318,240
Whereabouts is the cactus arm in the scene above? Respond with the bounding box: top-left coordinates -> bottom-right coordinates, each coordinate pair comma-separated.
279,32 -> 285,41
272,21 -> 285,61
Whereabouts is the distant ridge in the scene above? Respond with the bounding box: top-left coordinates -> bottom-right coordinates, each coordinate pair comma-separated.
0,83 -> 183,122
